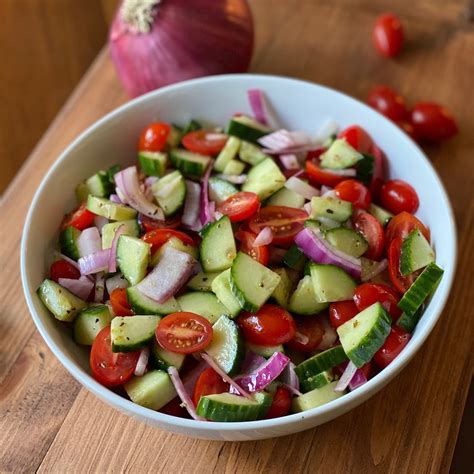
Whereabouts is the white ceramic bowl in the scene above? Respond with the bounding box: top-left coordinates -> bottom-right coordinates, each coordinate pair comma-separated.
21,74 -> 456,441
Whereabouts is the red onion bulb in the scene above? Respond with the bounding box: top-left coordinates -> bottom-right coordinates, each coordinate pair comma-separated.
109,0 -> 254,97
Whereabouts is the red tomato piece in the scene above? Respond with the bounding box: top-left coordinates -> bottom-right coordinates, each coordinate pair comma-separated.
142,229 -> 195,253
388,237 -> 416,293
237,305 -> 296,346
368,143 -> 386,199
385,212 -> 430,245
306,159 -> 347,187
138,123 -> 171,152
248,206 -> 308,246
329,301 -> 359,329
90,326 -> 140,388
335,179 -> 371,210
287,316 -> 325,352
353,283 -> 402,320
367,86 -> 409,122
236,230 -> 269,266
61,204 -> 95,231
182,131 -> 227,156
380,179 -> 419,214
50,260 -> 81,283
353,211 -> 385,260
374,326 -> 411,368
192,368 -> 230,406
216,192 -> 260,223
338,125 -> 373,154
396,120 -> 418,141
373,13 -> 404,58
410,103 -> 458,142
110,288 -> 134,317
265,386 -> 292,419
156,312 -> 213,354
141,214 -> 181,232
160,397 -> 190,418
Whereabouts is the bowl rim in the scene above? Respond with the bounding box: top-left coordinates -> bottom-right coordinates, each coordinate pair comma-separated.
21,73 -> 457,433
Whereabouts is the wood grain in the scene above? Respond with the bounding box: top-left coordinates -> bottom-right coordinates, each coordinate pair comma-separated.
1,0 -> 473,472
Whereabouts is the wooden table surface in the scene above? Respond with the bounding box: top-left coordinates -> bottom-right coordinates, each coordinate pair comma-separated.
1,1 -> 473,472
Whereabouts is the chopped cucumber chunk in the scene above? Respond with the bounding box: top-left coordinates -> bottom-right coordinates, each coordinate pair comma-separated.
239,140 -> 270,166
288,275 -> 329,315
369,203 -> 393,227
111,315 -> 161,352
292,381 -> 344,412
310,196 -> 352,222
177,291 -> 229,324
116,235 -> 151,286
325,227 -> 368,258
169,148 -> 211,177
271,268 -> 293,308
101,220 -> 139,249
138,151 -> 167,177
226,115 -> 272,143
151,340 -> 185,371
295,346 -> 347,380
242,158 -> 286,200
309,263 -> 356,303
151,170 -> 186,216
127,286 -> 180,315
74,305 -> 112,345
187,271 -> 220,292
87,195 -> 137,221
400,229 -> 435,276
267,187 -> 305,208
320,139 -> 363,169
211,269 -> 242,318
214,136 -> 241,172
200,216 -> 236,273
59,226 -> 81,260
208,177 -> 238,205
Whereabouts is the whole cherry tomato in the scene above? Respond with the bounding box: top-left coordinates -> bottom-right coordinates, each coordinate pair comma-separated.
410,103 -> 458,142
335,179 -> 371,210
367,86 -> 408,122
373,326 -> 411,368
338,126 -> 373,153
380,179 -> 419,214
138,123 -> 171,152
385,211 -> 430,246
353,283 -> 402,320
182,131 -> 228,155
373,13 -> 404,58
329,301 -> 359,329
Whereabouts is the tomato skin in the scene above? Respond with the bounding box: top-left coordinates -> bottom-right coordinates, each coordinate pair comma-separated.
353,211 -> 385,260
306,160 -> 347,187
156,312 -> 213,354
237,305 -> 296,346
397,120 -> 418,141
141,214 -> 181,232
236,230 -> 269,265
388,237 -> 416,293
50,260 -> 81,282
329,301 -> 359,329
369,143 -> 386,199
411,103 -> 458,142
373,13 -> 404,58
216,192 -> 260,223
367,86 -> 408,122
160,397 -> 190,418
338,126 -> 373,154
182,131 -> 227,156
90,326 -> 140,388
386,211 -> 430,245
265,386 -> 292,419
374,326 -> 411,368
138,123 -> 171,152
61,204 -> 95,231
380,179 -> 419,214
192,368 -> 230,406
287,316 -> 325,352
142,229 -> 195,253
335,179 -> 371,210
110,288 -> 134,316
353,283 -> 402,321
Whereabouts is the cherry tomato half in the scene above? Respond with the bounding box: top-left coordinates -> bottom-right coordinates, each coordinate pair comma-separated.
248,206 -> 308,246
338,126 -> 373,154
385,211 -> 430,246
142,229 -> 195,253
182,131 -> 228,156
335,179 -> 371,210
237,304 -> 296,346
367,86 -> 409,122
410,103 -> 458,142
61,204 -> 95,231
306,159 -> 347,187
265,386 -> 292,419
369,143 -> 386,199
138,123 -> 171,152
373,13 -> 404,58
236,230 -> 269,266
329,301 -> 359,329
353,283 -> 402,321
287,316 -> 325,352
50,260 -> 81,283
216,192 -> 260,222
156,312 -> 213,354
193,368 -> 230,407
90,326 -> 140,388
141,214 -> 181,232
380,179 -> 419,214
373,326 -> 411,368
110,288 -> 134,316
388,237 -> 416,293
353,211 -> 385,260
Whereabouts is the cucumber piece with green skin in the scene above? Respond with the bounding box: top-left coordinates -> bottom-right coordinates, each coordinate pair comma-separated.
337,302 -> 391,368
400,229 -> 435,276
116,235 -> 151,286
295,346 -> 347,380
199,216 -> 237,273
59,226 -> 81,260
266,187 -> 305,208
310,263 -> 357,303
181,119 -> 202,136
271,268 -> 293,308
169,148 -> 211,177
239,140 -> 270,166
325,227 -> 368,258
208,177 -> 238,205
81,170 -> 113,198
241,158 -> 286,200
310,196 -> 353,222
75,181 -> 90,203
87,195 -> 137,221
205,315 -> 244,375
355,153 -> 374,185
300,370 -> 334,393
223,159 -> 246,175
369,203 -> 393,227
150,236 -> 197,266
177,291 -> 229,324
126,286 -> 180,315
124,370 -> 176,411
151,339 -> 185,371
151,170 -> 186,216
292,381 -> 344,412
211,269 -> 241,318
138,151 -> 168,177
226,115 -> 272,143
255,391 -> 273,419
397,306 -> 423,333
111,315 -> 161,352
73,304 -> 112,345
319,139 -> 363,169
230,252 -> 281,312
306,218 -> 339,231
214,136 -> 241,172
246,342 -> 284,358
283,244 -> 307,271
101,220 -> 140,249
288,275 -> 329,315
166,124 -> 182,148
37,279 -> 87,322
187,271 -> 220,292
397,263 -> 443,316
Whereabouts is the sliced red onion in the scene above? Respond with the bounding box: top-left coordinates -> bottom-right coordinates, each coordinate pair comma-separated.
58,276 -> 94,300
241,351 -> 266,374
314,119 -> 340,143
77,227 -> 102,258
279,154 -> 301,170
258,130 -> 312,152
281,383 -> 302,397
280,361 -> 300,393
320,185 -> 332,195
199,165 -> 213,226
213,210 -> 224,220
247,89 -> 279,128
335,361 -> 358,392
349,367 -> 368,391
114,188 -> 127,204
268,246 -> 287,265
94,272 -> 105,303
294,331 -> 309,345
303,202 -> 312,214
183,360 -> 209,394
105,273 -> 129,294
323,168 -> 357,177
285,176 -> 319,200
108,224 -> 125,273
205,132 -> 227,141
361,258 -> 388,282
262,144 -> 315,155
144,176 -> 159,188
135,246 -> 195,303
295,228 -> 362,278
182,180 -> 201,228
134,347 -> 150,376
168,366 -> 206,421
214,173 -> 247,184
253,226 -> 273,246
94,215 -> 109,234
317,314 -> 338,351
78,249 -> 111,275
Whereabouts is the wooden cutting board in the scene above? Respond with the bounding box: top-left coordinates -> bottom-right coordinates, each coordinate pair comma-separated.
1,1 -> 473,472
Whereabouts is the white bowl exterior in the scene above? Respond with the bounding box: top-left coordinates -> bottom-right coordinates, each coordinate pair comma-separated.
21,74 -> 456,441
